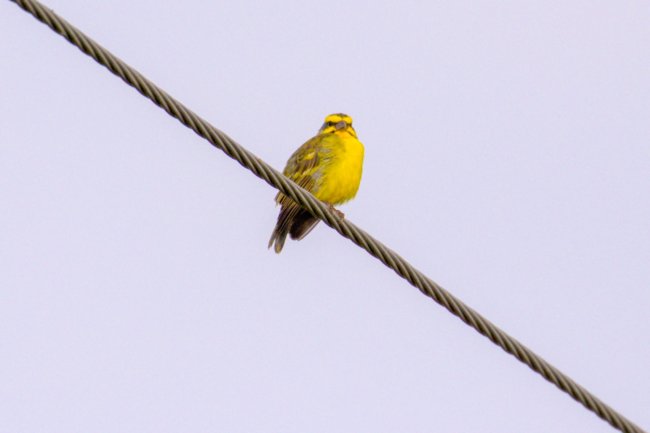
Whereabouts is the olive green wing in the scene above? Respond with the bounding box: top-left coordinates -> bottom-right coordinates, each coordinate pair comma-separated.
276,135 -> 325,204
268,135 -> 325,253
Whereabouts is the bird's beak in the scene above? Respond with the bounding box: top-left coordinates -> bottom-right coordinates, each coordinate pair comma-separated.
335,121 -> 347,130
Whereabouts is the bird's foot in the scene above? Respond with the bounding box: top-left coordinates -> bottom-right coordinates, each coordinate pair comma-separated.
328,204 -> 345,219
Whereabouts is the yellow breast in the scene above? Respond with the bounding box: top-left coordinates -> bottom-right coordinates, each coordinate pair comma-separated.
314,132 -> 365,205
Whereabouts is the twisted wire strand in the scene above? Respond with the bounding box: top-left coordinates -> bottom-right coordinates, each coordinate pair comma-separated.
9,1 -> 645,432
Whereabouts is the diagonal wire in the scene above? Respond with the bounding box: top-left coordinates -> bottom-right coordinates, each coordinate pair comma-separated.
8,1 -> 646,432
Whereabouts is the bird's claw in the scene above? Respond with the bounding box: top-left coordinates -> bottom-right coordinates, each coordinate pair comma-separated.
328,204 -> 345,219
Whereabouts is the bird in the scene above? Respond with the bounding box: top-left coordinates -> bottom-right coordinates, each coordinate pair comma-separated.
268,113 -> 365,253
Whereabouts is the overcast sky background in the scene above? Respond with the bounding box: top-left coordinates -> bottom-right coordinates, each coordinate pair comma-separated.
1,1 -> 649,432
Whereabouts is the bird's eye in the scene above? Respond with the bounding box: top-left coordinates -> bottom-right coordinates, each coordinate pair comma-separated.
327,121 -> 334,127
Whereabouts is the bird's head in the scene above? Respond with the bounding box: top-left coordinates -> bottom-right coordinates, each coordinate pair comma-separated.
318,113 -> 357,137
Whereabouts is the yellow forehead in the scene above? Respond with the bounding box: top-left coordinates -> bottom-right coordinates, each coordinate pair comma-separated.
324,113 -> 353,124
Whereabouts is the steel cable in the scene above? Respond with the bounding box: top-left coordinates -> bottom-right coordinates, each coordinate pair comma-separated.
8,1 -> 646,432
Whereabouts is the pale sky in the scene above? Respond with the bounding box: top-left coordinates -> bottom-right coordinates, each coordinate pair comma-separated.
1,1 -> 649,432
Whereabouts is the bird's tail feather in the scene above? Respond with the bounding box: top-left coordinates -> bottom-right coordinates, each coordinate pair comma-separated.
268,204 -> 299,253
289,209 -> 319,241
268,229 -> 287,253
268,204 -> 320,253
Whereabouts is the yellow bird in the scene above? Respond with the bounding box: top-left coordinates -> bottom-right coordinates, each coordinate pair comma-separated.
268,113 -> 365,253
